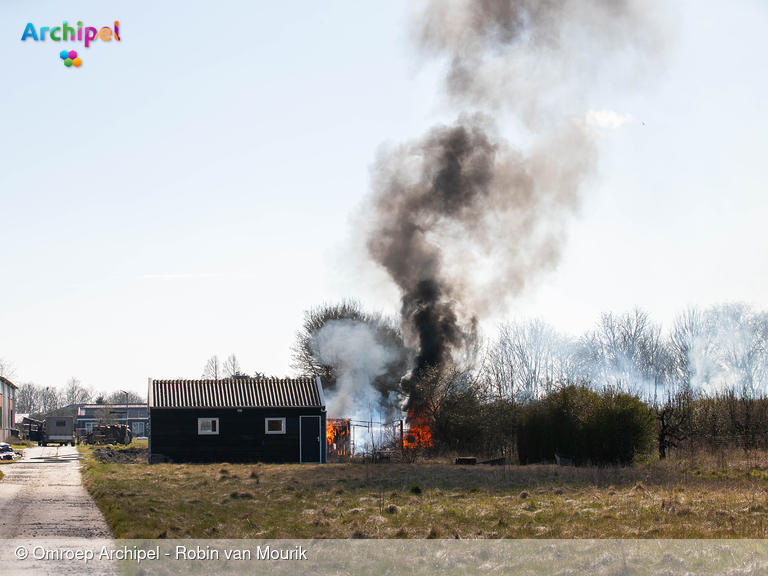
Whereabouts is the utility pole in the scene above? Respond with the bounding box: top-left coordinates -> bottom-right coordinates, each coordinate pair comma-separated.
119,390 -> 129,428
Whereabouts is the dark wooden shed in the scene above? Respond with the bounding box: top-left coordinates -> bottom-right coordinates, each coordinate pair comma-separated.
148,377 -> 326,464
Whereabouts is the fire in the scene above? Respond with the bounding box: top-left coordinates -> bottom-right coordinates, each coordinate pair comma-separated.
403,407 -> 433,449
326,418 -> 351,457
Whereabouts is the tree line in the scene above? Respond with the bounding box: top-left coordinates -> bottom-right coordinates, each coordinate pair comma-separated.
14,378 -> 145,417
292,300 -> 768,462
200,353 -> 283,380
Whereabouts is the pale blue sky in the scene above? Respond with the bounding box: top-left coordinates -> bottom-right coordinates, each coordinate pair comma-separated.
1,0 -> 767,396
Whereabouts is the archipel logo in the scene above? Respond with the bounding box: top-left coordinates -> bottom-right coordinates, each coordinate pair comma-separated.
21,21 -> 120,68
60,50 -> 81,68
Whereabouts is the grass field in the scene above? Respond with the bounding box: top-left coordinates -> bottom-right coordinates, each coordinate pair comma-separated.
79,444 -> 768,539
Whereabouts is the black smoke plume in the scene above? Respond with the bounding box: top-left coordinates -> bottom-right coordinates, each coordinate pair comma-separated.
362,0 -> 667,404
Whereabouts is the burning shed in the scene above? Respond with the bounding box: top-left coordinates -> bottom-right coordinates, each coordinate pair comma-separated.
148,377 -> 326,464
326,418 -> 351,459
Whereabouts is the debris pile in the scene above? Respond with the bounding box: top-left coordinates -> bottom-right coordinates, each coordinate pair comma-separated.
92,446 -> 147,464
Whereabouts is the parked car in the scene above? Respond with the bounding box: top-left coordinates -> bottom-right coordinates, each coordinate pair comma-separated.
0,442 -> 15,460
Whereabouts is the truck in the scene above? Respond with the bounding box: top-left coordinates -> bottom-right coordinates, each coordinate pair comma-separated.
38,416 -> 76,447
85,424 -> 133,445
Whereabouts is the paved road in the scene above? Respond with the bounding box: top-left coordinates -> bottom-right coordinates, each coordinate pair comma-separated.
0,445 -> 115,575
0,445 -> 111,538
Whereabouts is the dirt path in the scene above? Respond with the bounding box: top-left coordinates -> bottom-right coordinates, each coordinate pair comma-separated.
0,445 -> 111,538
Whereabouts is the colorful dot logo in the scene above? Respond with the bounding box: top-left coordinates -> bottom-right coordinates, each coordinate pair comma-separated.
59,49 -> 81,68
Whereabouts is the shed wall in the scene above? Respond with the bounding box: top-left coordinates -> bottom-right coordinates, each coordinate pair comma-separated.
150,407 -> 325,463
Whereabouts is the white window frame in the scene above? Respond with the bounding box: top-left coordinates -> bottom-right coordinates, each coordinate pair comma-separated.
265,417 -> 286,435
85,422 -> 94,433
132,421 -> 145,436
198,418 -> 219,435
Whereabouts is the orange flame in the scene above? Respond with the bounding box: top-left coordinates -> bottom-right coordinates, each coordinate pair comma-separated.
326,418 -> 351,457
326,423 -> 337,445
403,407 -> 433,449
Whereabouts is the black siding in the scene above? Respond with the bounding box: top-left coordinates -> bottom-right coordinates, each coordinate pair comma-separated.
150,407 -> 325,463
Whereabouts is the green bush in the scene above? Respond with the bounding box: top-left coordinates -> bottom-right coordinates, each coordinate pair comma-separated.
517,384 -> 654,466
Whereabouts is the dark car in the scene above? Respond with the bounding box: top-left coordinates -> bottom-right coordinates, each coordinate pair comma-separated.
0,442 -> 14,460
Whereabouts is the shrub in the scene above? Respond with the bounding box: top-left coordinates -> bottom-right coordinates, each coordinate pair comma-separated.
517,384 -> 654,466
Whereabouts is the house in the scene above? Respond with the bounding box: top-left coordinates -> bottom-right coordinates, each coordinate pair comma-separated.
0,376 -> 18,442
75,404 -> 149,438
148,377 -> 326,464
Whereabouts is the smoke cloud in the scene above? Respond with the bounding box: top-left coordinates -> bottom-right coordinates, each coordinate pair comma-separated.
415,0 -> 666,120
684,304 -> 768,396
310,319 -> 400,418
362,0 -> 666,381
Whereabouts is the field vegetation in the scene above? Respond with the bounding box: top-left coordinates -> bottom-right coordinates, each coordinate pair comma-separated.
82,444 -> 768,539
75,302 -> 768,539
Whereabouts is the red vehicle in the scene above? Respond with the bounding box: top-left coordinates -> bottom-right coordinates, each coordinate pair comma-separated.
85,424 -> 133,445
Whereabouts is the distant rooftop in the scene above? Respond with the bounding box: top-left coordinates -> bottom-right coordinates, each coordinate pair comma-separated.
0,376 -> 17,389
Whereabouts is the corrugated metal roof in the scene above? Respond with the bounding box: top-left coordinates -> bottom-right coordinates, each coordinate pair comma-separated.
149,378 -> 324,409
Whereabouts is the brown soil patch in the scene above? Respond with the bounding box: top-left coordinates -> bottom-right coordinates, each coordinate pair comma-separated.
92,446 -> 148,464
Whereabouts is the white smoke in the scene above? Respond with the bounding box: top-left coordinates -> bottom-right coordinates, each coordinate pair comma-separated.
310,319 -> 400,419
584,109 -> 634,134
686,303 -> 768,396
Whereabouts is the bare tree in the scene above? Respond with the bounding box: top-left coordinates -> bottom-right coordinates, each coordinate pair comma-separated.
410,363 -> 483,448
668,306 -> 704,387
202,355 -> 222,381
713,304 -> 767,397
655,382 -> 695,459
15,382 -> 43,414
672,303 -> 768,396
40,386 -> 63,414
578,307 -> 668,397
63,377 -> 93,406
0,357 -> 17,381
223,354 -> 243,378
105,390 -> 146,405
95,405 -> 118,425
483,318 -> 577,402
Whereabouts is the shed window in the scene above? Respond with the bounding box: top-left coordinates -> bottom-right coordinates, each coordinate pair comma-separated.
265,418 -> 286,434
198,418 -> 219,435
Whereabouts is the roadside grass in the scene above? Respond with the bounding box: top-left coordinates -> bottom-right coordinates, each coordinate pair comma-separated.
81,447 -> 768,539
78,438 -> 147,454
10,439 -> 33,448
78,438 -> 148,450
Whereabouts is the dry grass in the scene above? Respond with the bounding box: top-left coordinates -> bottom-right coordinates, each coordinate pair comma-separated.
10,438 -> 33,448
81,447 -> 768,539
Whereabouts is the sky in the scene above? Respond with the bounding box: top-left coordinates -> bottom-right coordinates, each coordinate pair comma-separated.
1,0 -> 767,397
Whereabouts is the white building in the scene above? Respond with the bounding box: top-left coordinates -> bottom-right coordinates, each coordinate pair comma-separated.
0,376 -> 17,442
